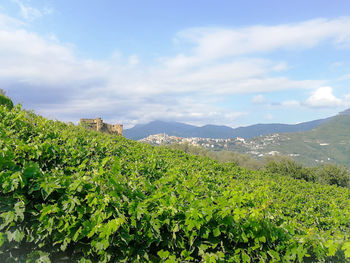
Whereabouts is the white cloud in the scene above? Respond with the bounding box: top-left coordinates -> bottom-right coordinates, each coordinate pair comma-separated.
0,29 -> 109,86
0,12 -> 347,126
330,61 -> 343,69
252,94 -> 267,104
304,87 -> 342,108
128,55 -> 139,66
264,114 -> 274,120
337,74 -> 350,81
281,100 -> 301,107
175,17 -> 350,60
0,13 -> 25,28
11,0 -> 49,20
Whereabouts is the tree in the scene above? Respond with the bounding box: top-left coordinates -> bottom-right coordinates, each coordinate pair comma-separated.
264,156 -> 316,182
315,164 -> 350,188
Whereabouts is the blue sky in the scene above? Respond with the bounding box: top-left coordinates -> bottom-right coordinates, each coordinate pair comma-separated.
1,0 -> 350,128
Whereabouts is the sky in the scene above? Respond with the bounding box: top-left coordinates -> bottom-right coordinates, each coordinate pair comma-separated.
1,0 -> 350,128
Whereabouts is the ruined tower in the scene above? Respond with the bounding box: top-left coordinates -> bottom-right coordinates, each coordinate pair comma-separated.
80,118 -> 123,136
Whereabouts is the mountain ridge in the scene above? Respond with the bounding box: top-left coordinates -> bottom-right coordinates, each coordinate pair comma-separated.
243,114 -> 350,167
124,115 -> 335,140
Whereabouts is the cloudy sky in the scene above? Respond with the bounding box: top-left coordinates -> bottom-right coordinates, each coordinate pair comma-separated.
1,0 -> 350,128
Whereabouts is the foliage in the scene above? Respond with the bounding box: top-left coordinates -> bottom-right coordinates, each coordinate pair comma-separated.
264,157 -> 316,182
168,143 -> 263,170
168,143 -> 350,188
313,163 -> 350,188
1,105 -> 350,262
0,95 -> 13,110
265,157 -> 350,188
168,143 -> 349,188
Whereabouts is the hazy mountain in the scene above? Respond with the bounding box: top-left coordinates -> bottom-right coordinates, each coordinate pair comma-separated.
227,118 -> 331,139
124,117 -> 332,140
123,121 -> 196,140
339,108 -> 350,115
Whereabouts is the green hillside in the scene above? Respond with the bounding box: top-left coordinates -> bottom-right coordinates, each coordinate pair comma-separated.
1,105 -> 350,262
252,115 -> 350,167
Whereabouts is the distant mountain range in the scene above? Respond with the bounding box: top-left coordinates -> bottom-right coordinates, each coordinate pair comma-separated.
123,111 -> 348,140
339,108 -> 350,115
124,109 -> 350,167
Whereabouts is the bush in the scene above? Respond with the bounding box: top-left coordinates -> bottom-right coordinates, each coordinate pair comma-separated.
314,163 -> 350,188
0,95 -> 13,109
168,143 -> 263,170
264,156 -> 350,188
264,157 -> 316,182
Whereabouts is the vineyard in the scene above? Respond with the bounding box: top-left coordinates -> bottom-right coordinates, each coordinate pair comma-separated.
0,105 -> 350,262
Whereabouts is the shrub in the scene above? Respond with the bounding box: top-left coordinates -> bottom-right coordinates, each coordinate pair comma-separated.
314,163 -> 350,188
0,95 -> 13,109
264,156 -> 350,188
264,157 -> 315,182
168,143 -> 263,170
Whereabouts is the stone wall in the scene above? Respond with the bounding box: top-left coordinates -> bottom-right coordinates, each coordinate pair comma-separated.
80,118 -> 123,136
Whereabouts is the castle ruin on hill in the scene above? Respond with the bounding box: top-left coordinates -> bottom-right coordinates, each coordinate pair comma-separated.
80,118 -> 123,136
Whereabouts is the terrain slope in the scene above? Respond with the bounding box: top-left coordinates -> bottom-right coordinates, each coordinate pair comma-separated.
1,105 -> 350,262
245,115 -> 350,167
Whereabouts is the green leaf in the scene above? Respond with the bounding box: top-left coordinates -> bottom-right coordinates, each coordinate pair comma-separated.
213,227 -> 221,237
259,236 -> 266,243
14,201 -> 25,221
6,229 -> 24,242
242,251 -> 251,263
158,250 -> 170,260
241,232 -> 248,243
326,240 -> 337,257
73,227 -> 82,242
343,242 -> 350,258
0,232 -> 7,247
0,211 -> 16,230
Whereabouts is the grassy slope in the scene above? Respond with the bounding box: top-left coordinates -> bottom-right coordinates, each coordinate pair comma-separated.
250,115 -> 350,167
0,106 -> 350,262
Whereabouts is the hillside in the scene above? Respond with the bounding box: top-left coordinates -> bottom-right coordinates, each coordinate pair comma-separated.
141,113 -> 350,168
124,117 -> 331,140
243,115 -> 350,167
1,105 -> 350,262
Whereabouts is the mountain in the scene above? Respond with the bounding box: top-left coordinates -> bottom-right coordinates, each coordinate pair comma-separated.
339,108 -> 350,115
227,118 -> 331,139
124,117 -> 331,140
123,120 -> 196,140
238,114 -> 350,167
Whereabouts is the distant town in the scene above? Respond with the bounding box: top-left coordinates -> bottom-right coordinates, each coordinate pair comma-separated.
140,133 -> 335,165
140,133 -> 285,157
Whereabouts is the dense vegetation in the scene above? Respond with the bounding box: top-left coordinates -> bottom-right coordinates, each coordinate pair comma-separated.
169,143 -> 350,188
1,105 -> 350,262
265,157 -> 350,188
168,143 -> 263,170
0,89 -> 13,110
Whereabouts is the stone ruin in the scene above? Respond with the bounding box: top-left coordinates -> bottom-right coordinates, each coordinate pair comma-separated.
80,118 -> 123,136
